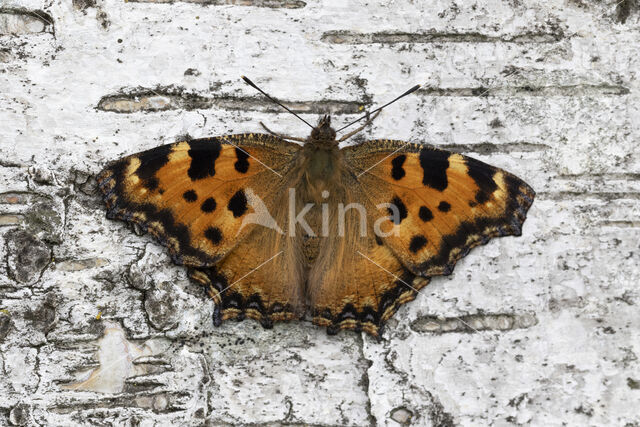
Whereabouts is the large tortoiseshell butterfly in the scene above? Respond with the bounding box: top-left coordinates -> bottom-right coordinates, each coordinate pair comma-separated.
97,77 -> 535,338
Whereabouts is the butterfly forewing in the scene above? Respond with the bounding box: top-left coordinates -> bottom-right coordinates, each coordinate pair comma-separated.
344,139 -> 535,277
97,134 -> 300,267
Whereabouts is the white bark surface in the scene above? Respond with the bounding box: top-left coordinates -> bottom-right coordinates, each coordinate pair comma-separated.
1,0 -> 639,425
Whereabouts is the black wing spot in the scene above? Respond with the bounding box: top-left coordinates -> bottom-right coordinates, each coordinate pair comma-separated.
465,157 -> 498,203
183,190 -> 198,202
390,155 -> 406,180
135,144 -> 172,186
438,201 -> 451,212
228,190 -> 248,218
201,197 -> 217,213
409,235 -> 427,253
388,196 -> 408,225
204,226 -> 222,245
474,191 -> 490,204
419,206 -> 433,222
187,138 -> 222,181
419,148 -> 449,191
142,177 -> 159,191
234,147 -> 250,173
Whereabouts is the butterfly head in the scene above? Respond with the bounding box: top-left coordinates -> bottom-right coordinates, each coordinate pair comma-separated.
310,115 -> 337,145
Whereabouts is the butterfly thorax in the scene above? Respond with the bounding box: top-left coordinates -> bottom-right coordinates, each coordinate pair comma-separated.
301,115 -> 344,202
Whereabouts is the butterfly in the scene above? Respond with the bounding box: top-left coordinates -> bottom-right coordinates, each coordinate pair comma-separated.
97,77 -> 535,338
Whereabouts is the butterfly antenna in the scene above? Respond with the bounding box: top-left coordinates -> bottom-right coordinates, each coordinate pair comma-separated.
242,76 -> 315,129
336,84 -> 421,133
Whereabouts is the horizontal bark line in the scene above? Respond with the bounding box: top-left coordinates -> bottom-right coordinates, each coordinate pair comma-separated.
0,191 -> 52,205
124,377 -> 168,394
0,159 -> 23,168
557,173 -> 640,180
418,84 -> 630,97
53,258 -> 109,271
125,0 -> 306,7
538,191 -> 640,200
321,30 -> 564,44
439,142 -> 549,154
133,356 -> 172,366
0,214 -> 23,226
97,91 -> 364,114
410,313 -> 538,334
96,83 -> 629,115
46,390 -> 192,414
0,8 -> 54,35
599,220 -> 640,227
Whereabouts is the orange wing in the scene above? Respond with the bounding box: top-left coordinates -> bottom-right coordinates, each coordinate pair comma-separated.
344,139 -> 535,277
98,134 -> 308,327
98,134 -> 299,267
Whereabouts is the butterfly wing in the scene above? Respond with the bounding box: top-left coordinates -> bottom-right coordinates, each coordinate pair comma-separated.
308,139 -> 535,336
98,134 -> 299,266
98,134 -> 307,326
188,213 -> 306,328
344,139 -> 535,276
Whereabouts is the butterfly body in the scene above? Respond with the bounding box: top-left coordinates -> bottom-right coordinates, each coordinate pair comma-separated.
97,113 -> 535,338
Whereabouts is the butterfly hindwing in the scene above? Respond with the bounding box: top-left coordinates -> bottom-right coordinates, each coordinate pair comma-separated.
189,224 -> 306,328
344,139 -> 535,277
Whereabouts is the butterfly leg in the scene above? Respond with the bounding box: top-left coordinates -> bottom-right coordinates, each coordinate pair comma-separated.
337,111 -> 381,142
260,122 -> 307,143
